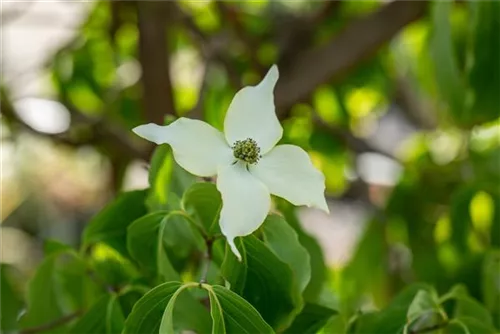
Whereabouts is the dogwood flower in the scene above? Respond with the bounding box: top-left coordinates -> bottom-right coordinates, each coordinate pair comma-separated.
133,65 -> 328,260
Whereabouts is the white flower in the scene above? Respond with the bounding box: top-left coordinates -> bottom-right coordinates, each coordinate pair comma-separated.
133,65 -> 329,260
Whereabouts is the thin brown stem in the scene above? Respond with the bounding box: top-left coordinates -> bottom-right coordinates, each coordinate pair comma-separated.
20,310 -> 84,334
199,238 -> 214,284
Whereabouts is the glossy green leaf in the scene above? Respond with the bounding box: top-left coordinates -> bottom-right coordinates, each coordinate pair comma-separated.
182,182 -> 222,235
147,145 -> 195,211
209,285 -> 274,334
206,285 -> 226,334
284,302 -> 337,334
277,200 -> 326,302
83,190 -> 148,256
126,212 -> 178,280
159,283 -> 199,334
123,282 -> 211,334
123,282 -> 181,334
262,214 -> 311,293
221,234 -> 302,331
0,264 -> 23,332
407,290 -> 441,323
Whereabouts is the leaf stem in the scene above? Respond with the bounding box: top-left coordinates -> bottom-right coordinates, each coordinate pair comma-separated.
20,310 -> 84,334
199,238 -> 214,285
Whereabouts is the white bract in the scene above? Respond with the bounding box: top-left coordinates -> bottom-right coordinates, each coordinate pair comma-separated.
133,65 -> 328,260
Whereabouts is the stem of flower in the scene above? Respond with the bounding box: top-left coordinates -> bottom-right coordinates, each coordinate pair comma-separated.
20,310 -> 84,334
199,238 -> 214,285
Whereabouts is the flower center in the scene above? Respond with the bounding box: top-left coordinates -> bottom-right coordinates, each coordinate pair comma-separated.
232,138 -> 261,164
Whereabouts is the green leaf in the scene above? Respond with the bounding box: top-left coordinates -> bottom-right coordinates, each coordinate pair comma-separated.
220,238 -> 247,295
106,296 -> 126,334
449,317 -> 496,334
158,282 -> 216,334
340,219 -> 386,310
406,289 -> 445,333
455,298 -> 494,327
407,290 -> 441,323
147,145 -> 195,211
262,214 -> 311,293
19,251 -> 100,332
220,234 -> 302,331
465,1 -> 500,126
159,283 -> 196,334
0,264 -> 23,332
350,283 -> 433,334
83,190 -> 148,256
430,1 -> 467,126
277,200 -> 326,302
491,193 -> 500,247
182,182 -> 222,235
209,285 -> 274,334
122,281 -> 181,334
207,285 -> 226,333
441,285 -> 494,327
450,186 -> 477,253
284,303 -> 337,334
127,212 -> 179,280
89,243 -> 140,289
482,250 -> 500,328
70,295 -> 110,334
123,282 -> 211,334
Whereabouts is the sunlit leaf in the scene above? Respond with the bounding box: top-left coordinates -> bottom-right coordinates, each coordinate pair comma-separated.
83,190 -> 148,256
0,265 -> 23,332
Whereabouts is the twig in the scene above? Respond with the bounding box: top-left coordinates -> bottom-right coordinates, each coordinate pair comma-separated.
199,238 -> 214,284
275,1 -> 428,114
20,310 -> 84,334
137,1 -> 177,121
313,114 -> 397,161
1,88 -> 149,161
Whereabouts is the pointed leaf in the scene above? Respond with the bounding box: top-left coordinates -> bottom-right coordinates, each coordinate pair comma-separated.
0,265 -> 23,332
182,182 -> 222,235
221,234 -> 302,330
210,285 -> 274,334
262,214 -> 311,293
284,303 -> 337,334
123,282 -> 211,334
83,190 -> 148,256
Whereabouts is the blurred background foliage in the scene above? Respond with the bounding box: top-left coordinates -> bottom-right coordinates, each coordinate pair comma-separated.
1,0 -> 499,333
